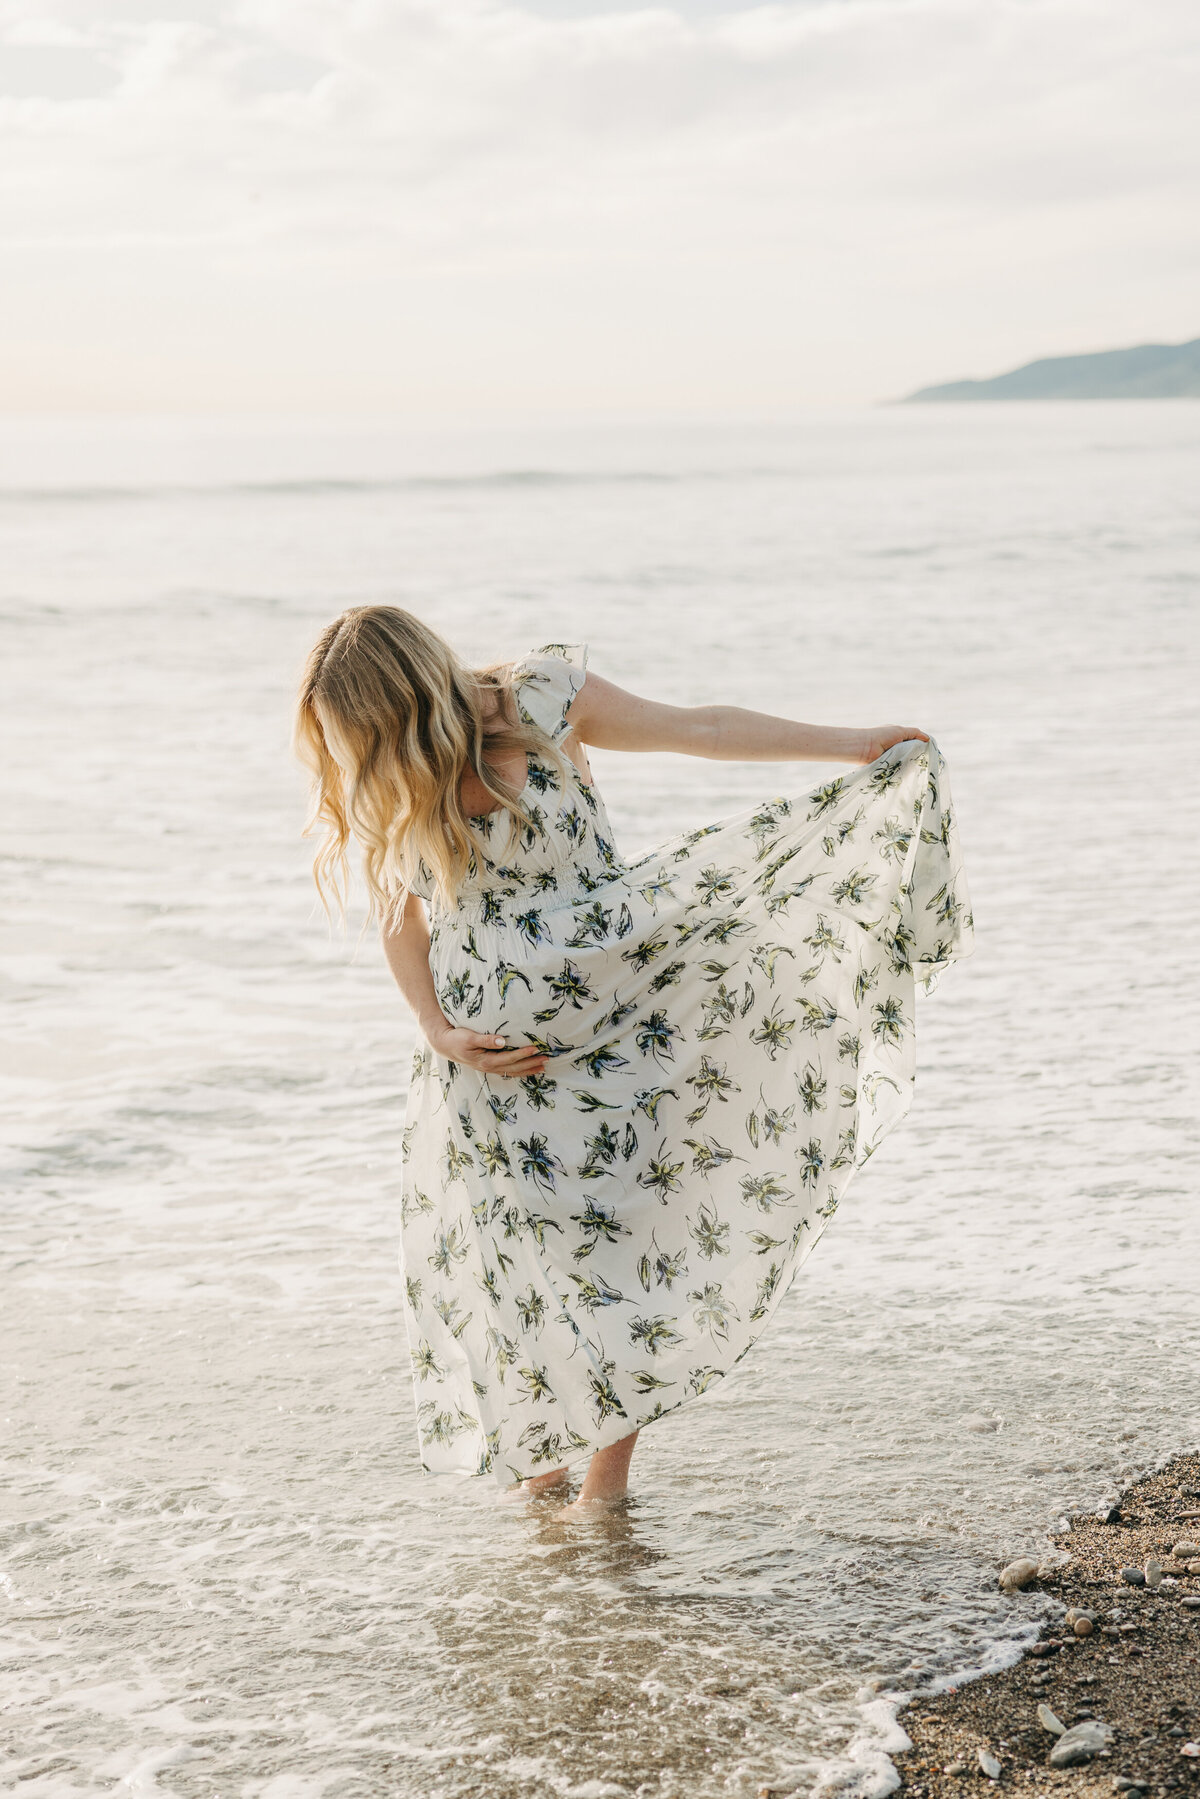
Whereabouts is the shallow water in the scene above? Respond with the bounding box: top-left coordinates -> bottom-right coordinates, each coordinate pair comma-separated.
2,405 -> 1199,1798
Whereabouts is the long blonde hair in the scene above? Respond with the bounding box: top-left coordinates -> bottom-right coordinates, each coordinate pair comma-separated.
294,606 -> 558,923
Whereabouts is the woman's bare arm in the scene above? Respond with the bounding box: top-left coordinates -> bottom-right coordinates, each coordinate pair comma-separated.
565,671 -> 927,766
382,891 -> 548,1079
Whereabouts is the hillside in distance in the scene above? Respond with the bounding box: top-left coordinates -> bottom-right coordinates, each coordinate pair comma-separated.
903,336 -> 1200,402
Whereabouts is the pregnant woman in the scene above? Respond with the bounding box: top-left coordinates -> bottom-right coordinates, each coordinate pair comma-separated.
296,607 -> 973,1510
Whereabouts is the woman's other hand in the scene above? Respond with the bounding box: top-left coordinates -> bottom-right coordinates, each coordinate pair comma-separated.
424,1020 -> 549,1078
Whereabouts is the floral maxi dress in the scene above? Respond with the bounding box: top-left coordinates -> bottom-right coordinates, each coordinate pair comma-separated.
400,645 -> 974,1484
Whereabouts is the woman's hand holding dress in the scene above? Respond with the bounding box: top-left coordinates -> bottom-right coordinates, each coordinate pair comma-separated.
857,725 -> 930,763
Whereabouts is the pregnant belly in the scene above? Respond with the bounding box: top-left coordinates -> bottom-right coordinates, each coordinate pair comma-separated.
433,934 -> 635,1053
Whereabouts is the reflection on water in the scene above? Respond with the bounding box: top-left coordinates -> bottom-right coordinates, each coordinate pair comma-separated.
3,406 -> 1199,1797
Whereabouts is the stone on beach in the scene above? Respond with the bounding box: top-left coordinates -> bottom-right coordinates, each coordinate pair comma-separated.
1181,1595 -> 1200,1610
1171,1542 -> 1200,1560
1037,1704 -> 1066,1735
1143,1558 -> 1162,1588
978,1750 -> 1002,1780
1120,1566 -> 1146,1587
1049,1721 -> 1114,1769
998,1557 -> 1039,1593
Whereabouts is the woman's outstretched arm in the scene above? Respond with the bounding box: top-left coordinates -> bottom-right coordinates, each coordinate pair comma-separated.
565,672 -> 927,766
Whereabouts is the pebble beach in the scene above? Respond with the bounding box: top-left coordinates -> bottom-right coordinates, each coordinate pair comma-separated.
897,1452 -> 1200,1799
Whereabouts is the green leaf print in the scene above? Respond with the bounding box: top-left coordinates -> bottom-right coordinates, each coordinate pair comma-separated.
683,1135 -> 737,1177
516,1134 -> 566,1195
519,1364 -> 555,1404
690,1282 -> 739,1343
570,1196 -> 629,1257
798,1140 -> 825,1187
763,1098 -> 799,1139
829,867 -> 878,906
638,870 -> 678,910
632,1370 -> 676,1394
628,1315 -> 684,1356
750,999 -> 795,1060
513,907 -> 551,946
572,1040 -> 630,1079
687,1202 -> 731,1260
428,1222 -> 469,1276
637,1145 -> 686,1202
571,1089 -> 623,1112
540,958 -> 595,1012
514,1287 -> 548,1334
568,1271 -> 628,1311
636,1235 -> 688,1291
588,1370 -> 629,1423
634,1009 -> 680,1065
566,900 -> 613,945
797,996 -> 839,1036
807,778 -> 846,818
749,1263 -> 784,1321
750,941 -> 796,982
738,1172 -> 794,1212
871,996 -> 908,1047
634,1086 -> 678,1123
684,1055 -> 739,1121
411,1340 -> 443,1381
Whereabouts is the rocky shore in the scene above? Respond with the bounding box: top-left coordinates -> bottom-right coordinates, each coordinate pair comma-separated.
896,1451 -> 1200,1799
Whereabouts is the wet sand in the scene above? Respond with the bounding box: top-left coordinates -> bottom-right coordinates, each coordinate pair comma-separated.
897,1452 -> 1200,1799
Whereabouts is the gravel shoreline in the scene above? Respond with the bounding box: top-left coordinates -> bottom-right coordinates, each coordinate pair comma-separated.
895,1451 -> 1200,1799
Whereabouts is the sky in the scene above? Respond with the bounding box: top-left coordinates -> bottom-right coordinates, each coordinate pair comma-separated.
1,0 -> 1197,416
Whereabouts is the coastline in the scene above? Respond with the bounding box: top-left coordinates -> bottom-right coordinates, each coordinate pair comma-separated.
892,1452 -> 1200,1799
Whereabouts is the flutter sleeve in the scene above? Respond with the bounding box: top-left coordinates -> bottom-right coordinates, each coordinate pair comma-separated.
510,643 -> 588,744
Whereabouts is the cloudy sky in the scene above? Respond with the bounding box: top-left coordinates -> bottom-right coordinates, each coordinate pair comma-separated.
1,0 -> 1197,415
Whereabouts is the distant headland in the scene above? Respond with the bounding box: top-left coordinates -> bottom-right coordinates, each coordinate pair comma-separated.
901,336 -> 1200,402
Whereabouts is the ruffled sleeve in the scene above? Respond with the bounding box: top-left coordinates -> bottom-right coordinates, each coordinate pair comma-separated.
510,643 -> 588,744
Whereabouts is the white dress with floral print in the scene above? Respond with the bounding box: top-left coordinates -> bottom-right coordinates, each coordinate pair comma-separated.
400,645 -> 974,1484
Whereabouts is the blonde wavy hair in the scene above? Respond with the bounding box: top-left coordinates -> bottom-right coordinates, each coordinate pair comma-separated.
294,606 -> 560,923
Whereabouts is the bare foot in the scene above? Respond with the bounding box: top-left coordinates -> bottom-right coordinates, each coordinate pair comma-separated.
519,1467 -> 570,1497
563,1430 -> 639,1514
499,1467 -> 569,1503
563,1492 -> 627,1517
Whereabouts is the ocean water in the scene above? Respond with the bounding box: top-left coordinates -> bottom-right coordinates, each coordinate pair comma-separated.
2,405 -> 1199,1799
